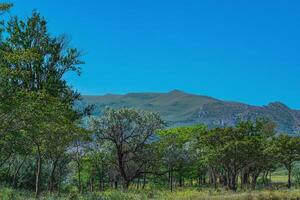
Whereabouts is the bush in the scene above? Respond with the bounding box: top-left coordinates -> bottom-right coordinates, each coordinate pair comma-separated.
0,188 -> 15,200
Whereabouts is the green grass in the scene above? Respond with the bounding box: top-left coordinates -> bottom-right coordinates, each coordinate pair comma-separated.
1,187 -> 300,200
0,174 -> 293,199
270,175 -> 288,183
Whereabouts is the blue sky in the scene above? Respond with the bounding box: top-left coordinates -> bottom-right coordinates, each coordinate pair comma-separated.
10,0 -> 300,108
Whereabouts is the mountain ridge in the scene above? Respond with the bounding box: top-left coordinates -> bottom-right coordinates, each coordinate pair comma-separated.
80,90 -> 300,134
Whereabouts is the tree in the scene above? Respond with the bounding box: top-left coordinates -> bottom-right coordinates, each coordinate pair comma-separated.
11,91 -> 84,197
236,120 -> 276,189
45,106 -> 86,193
86,139 -> 115,191
272,135 -> 300,188
0,11 -> 83,102
157,125 -> 206,191
201,120 -> 276,191
202,127 -> 242,191
0,11 -> 86,197
91,107 -> 164,189
0,3 -> 12,13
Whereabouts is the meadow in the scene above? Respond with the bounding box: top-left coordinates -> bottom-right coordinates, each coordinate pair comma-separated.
0,172 -> 299,200
1,186 -> 300,200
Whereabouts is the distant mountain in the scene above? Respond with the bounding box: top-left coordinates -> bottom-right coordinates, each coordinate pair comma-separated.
80,90 -> 300,134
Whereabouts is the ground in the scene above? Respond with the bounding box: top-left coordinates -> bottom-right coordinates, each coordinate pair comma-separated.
0,173 -> 297,200
1,186 -> 300,200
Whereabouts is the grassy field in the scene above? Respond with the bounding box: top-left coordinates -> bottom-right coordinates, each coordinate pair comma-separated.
0,173 -> 295,200
270,175 -> 288,183
1,186 -> 300,200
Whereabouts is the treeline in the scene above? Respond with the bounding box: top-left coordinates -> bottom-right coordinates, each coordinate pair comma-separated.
88,114 -> 300,192
1,3 -> 300,198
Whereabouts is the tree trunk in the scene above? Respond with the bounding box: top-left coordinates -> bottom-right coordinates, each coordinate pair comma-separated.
228,173 -> 237,191
213,171 -> 217,190
241,171 -> 249,188
288,168 -> 292,189
89,177 -> 94,192
142,174 -> 146,189
114,177 -> 118,189
58,168 -> 61,196
123,180 -> 130,190
49,158 -> 58,193
209,173 -> 213,185
179,176 -> 184,187
251,174 -> 258,190
222,174 -> 228,187
35,152 -> 42,198
99,173 -> 104,191
117,151 -> 129,190
12,157 -> 26,188
110,178 -> 113,188
77,160 -> 82,193
136,177 -> 140,189
263,171 -> 269,185
169,171 -> 173,192
231,174 -> 237,191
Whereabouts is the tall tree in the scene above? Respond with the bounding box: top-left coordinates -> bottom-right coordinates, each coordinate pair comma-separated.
0,11 -> 85,197
91,107 -> 164,189
158,125 -> 206,190
237,120 -> 276,189
272,135 -> 300,188
0,11 -> 83,102
11,91 -> 84,197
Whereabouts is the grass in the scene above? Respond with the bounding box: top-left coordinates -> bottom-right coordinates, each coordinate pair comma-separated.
1,187 -> 300,200
270,175 -> 288,183
0,174 -> 294,200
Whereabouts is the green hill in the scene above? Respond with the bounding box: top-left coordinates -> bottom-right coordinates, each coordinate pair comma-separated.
81,90 -> 300,134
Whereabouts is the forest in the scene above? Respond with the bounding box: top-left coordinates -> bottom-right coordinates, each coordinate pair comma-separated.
1,3 -> 300,200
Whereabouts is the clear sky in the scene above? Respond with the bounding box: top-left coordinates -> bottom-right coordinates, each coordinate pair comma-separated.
10,0 -> 300,109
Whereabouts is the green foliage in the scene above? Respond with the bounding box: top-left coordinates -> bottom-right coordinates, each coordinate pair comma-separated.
0,11 -> 83,103
272,135 -> 300,168
200,120 -> 276,190
0,3 -> 12,15
1,2 -> 300,199
157,125 -> 207,189
0,8 -> 87,197
272,135 -> 300,188
293,166 -> 300,186
91,107 -> 164,188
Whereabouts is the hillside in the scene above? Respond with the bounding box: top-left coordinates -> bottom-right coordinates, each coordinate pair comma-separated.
81,90 -> 300,134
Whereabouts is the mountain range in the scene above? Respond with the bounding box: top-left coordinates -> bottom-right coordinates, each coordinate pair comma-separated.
80,90 -> 300,134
